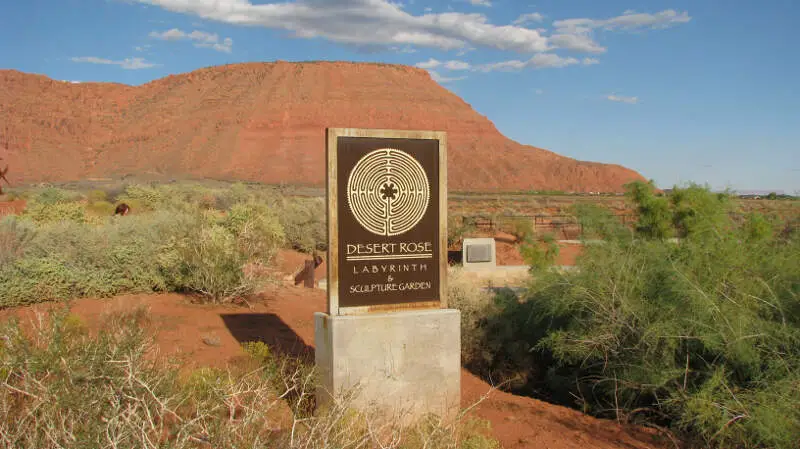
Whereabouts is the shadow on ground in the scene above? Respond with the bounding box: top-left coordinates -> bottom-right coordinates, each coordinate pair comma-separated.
220,313 -> 315,364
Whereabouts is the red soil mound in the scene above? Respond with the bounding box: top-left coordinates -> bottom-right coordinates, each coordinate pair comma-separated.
0,62 -> 646,192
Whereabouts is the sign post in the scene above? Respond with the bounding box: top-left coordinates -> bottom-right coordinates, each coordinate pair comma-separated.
315,128 -> 460,424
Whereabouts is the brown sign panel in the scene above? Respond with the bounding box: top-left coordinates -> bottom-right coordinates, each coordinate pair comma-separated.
326,128 -> 447,316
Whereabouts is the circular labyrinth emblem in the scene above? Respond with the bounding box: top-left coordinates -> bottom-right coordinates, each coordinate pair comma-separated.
347,148 -> 430,236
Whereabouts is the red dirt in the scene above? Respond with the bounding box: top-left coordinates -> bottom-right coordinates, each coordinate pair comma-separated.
555,242 -> 584,266
0,63 -> 646,192
495,241 -> 584,266
496,241 -> 526,265
275,249 -> 327,285
0,260 -> 667,449
0,199 -> 25,217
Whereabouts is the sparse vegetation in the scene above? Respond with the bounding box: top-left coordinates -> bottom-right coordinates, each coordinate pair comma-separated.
0,182 -> 332,307
3,179 -> 798,449
0,307 -> 501,448
453,181 -> 800,449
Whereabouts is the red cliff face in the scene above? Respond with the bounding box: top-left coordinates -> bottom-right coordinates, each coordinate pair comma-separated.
0,61 -> 646,191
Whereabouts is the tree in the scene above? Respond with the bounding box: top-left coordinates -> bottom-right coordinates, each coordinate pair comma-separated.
624,180 -> 672,239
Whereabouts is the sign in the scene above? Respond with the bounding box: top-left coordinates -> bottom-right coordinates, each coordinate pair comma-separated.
326,128 -> 447,315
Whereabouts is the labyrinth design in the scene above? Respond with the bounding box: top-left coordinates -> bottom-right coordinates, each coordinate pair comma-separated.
346,148 -> 430,236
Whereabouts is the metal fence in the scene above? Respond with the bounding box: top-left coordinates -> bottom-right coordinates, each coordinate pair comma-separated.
459,212 -> 798,238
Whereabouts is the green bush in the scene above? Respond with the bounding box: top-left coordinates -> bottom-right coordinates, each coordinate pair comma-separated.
447,267 -> 499,371
500,217 -> 535,242
29,186 -> 82,205
519,233 -> 559,272
86,189 -> 108,203
570,203 -> 630,241
222,201 -> 286,265
276,196 -> 327,253
626,180 -> 673,239
21,201 -> 87,224
467,183 -> 800,448
0,205 -> 284,307
0,217 -> 35,268
86,199 -> 116,216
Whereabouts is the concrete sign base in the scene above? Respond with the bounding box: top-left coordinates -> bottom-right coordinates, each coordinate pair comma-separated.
314,309 -> 461,425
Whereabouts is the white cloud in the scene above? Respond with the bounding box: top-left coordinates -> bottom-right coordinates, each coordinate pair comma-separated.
149,28 -> 234,53
606,94 -> 639,104
467,0 -> 491,6
134,44 -> 152,52
134,0 -> 550,53
390,45 -> 417,53
549,30 -> 606,54
131,2 -> 690,73
533,88 -> 543,95
415,58 -> 471,71
513,12 -> 544,25
476,53 -> 580,72
554,9 -> 691,33
70,56 -> 158,70
444,60 -> 471,70
550,9 -> 690,54
415,58 -> 441,69
428,70 -> 466,83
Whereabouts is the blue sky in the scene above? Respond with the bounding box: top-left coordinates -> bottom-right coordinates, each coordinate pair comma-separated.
2,0 -> 798,193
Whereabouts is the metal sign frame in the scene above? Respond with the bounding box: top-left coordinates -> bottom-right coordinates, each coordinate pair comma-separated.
326,127 -> 448,316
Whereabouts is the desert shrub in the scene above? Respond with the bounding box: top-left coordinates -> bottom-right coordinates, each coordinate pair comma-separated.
504,217 -> 535,242
86,199 -> 116,216
625,180 -> 673,239
213,182 -> 261,210
222,201 -> 286,265
0,307 -> 500,449
468,183 -> 800,448
116,183 -> 175,211
670,184 -> 733,238
158,204 -> 284,302
0,217 -> 36,268
161,221 -> 258,301
276,196 -> 327,253
86,189 -> 108,203
0,212 -> 188,306
447,215 -> 477,247
447,267 -> 498,370
20,200 -> 87,224
570,203 -> 630,241
518,232 -> 559,271
116,183 -> 218,212
29,186 -> 82,205
0,205 -> 283,307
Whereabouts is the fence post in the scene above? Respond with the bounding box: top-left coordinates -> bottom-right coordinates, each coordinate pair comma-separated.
303,260 -> 315,288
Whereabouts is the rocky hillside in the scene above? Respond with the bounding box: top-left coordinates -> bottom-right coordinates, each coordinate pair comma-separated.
0,61 -> 646,191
